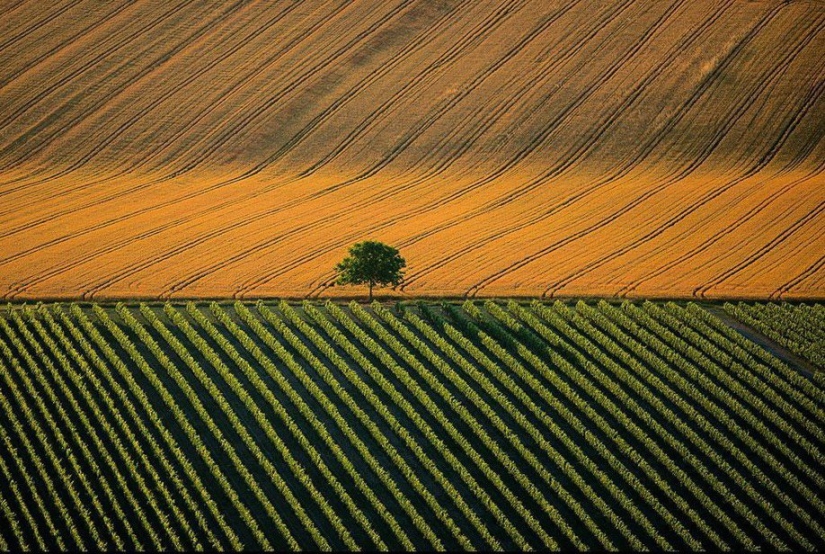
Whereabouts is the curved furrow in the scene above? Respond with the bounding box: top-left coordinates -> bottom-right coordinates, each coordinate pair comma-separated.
1,182 -> 260,297
161,1 -> 632,296
0,0 -> 85,54
0,1 -> 357,220
305,0 -> 642,192
56,182 -> 374,299
456,5 -> 800,296
0,3 -> 289,204
516,2 -> 785,186
649,14 -> 823,182
98,0 -> 410,183
1,1 -> 822,299
686,91 -> 825,297
472,1 -> 786,216
0,2 -> 292,235
0,0 -> 198,138
542,170 -> 805,300
17,1 -> 578,298
0,166 -> 60,191
673,173 -> 824,299
0,0 -> 352,195
448,0 -> 700,174
397,0 -> 709,209
782,98 -> 825,170
252,0 -> 525,178
292,0 -> 561,178
122,0 -> 357,175
396,0 -> 729,288
536,20 -> 825,297
0,0 -> 623,250
297,0 -> 607,186
749,59 -> 825,172
619,170 -> 821,297
238,0 -> 704,296
618,75 -> 825,296
230,0 -> 617,294
775,251 -> 825,300
86,182 -> 418,300
0,1 -> 135,90
388,0 -> 729,259
695,201 -> 825,299
26,2 -> 305,181
0,171 -> 178,243
156,0 -> 415,177
0,1 -> 251,171
232,0 -> 632,232
8,4 -> 800,300
129,0 -> 540,250
691,189 -> 824,302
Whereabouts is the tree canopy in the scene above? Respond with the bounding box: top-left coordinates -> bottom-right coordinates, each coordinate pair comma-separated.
335,241 -> 406,301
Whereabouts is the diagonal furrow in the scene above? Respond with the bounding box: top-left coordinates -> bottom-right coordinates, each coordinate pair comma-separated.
122,0 -> 358,175
159,0 -> 415,176
299,0 -> 641,192
7,1 -> 579,297
540,26 -> 825,297
0,1 -> 420,245
0,0 -> 85,54
397,0 -> 723,288
221,0 -> 657,295
168,0 -> 619,296
698,200 -> 825,297
0,1 -> 251,170
22,2 -> 304,183
619,167 -> 822,296
0,0 -> 135,90
0,0 -> 199,137
0,0 -> 353,192
457,6 -> 807,296
257,0 -> 523,178
775,251 -> 825,299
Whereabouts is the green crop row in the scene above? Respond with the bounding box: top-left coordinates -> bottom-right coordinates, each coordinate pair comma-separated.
19,306 -> 168,550
430,302 -> 708,549
0,315 -> 108,550
271,300 -> 443,549
0,300 -> 820,551
232,301 -> 406,549
66,305 -> 236,550
725,302 -> 825,371
40,304 -> 206,550
537,301 -> 793,550
91,304 -> 266,549
472,300 -> 757,549
0,358 -> 91,549
379,302 -> 632,549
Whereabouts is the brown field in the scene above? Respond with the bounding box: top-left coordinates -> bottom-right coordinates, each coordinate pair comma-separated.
0,0 -> 823,300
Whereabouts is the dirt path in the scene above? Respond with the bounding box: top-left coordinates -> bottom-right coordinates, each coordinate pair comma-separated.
705,304 -> 819,378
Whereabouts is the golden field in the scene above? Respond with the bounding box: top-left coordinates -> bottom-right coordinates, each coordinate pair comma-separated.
0,0 -> 823,300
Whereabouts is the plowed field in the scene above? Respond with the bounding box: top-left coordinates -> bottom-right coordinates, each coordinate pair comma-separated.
1,0 -> 823,300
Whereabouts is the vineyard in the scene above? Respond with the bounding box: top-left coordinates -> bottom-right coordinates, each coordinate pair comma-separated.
0,299 -> 822,551
0,0 -> 823,299
725,302 -> 825,373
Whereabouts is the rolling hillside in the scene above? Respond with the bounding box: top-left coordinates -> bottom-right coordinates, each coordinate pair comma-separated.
0,0 -> 823,299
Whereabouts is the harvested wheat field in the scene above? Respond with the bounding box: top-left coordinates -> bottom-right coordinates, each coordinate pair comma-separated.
0,0 -> 823,300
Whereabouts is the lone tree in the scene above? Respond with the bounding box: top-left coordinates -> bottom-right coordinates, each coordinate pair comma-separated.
335,241 -> 405,302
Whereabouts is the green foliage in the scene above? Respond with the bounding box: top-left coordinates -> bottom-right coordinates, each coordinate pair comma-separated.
335,241 -> 405,300
0,300 -> 823,551
725,302 -> 825,370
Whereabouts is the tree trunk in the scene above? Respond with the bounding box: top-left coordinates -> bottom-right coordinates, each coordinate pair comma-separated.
369,281 -> 373,303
